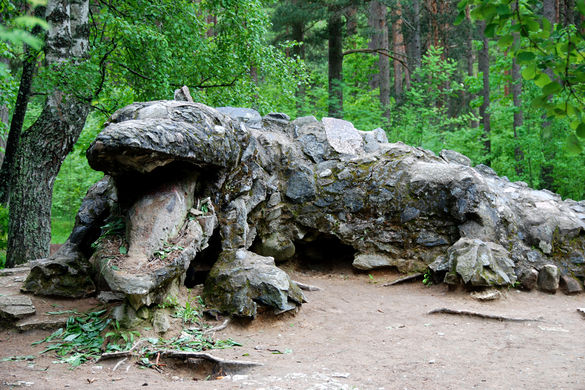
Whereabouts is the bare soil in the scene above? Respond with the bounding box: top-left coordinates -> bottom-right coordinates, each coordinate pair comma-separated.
1,263 -> 584,390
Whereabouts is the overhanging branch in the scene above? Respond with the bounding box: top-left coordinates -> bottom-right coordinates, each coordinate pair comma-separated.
343,48 -> 411,71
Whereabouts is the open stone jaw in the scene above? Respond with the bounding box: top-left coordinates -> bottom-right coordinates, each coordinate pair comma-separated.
22,100 -> 585,323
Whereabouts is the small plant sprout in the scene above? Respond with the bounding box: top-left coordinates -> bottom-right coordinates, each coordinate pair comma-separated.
423,269 -> 433,286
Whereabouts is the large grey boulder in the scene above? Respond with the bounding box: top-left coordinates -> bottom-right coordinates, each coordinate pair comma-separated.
203,250 -> 305,318
442,238 -> 516,287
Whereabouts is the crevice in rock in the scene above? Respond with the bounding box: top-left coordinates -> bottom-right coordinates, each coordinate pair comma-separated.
291,231 -> 356,273
185,227 -> 222,288
113,161 -> 221,210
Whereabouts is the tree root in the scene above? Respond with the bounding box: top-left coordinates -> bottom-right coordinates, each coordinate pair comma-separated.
293,281 -> 322,291
383,273 -> 423,287
428,307 -> 543,322
160,350 -> 263,374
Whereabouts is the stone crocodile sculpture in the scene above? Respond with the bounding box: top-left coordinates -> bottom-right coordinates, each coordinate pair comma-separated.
23,99 -> 585,320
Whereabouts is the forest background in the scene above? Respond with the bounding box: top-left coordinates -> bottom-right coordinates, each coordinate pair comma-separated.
1,0 -> 584,267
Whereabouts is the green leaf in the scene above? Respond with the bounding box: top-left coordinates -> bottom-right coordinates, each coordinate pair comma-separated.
577,123 -> 585,138
498,34 -> 514,48
534,73 -> 552,87
517,51 -> 535,63
542,81 -> 562,95
521,64 -> 537,80
454,11 -> 465,26
496,4 -> 511,16
484,23 -> 498,38
119,246 -> 127,255
567,134 -> 583,154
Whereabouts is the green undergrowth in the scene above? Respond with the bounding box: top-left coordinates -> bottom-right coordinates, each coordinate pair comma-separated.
31,301 -> 239,368
51,217 -> 75,245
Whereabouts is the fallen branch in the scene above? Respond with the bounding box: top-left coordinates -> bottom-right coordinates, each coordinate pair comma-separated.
293,281 -> 322,291
383,273 -> 423,287
428,308 -> 543,322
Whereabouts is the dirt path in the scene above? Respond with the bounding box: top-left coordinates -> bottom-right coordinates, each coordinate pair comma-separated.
1,266 -> 584,389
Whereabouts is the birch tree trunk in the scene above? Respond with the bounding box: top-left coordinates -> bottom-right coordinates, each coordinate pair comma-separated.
6,0 -> 91,267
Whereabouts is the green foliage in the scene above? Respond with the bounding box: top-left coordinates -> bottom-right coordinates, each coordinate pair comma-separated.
172,292 -> 204,325
104,320 -> 140,352
423,270 -> 433,286
0,0 -> 48,50
33,306 -> 240,368
33,310 -> 110,367
389,46 -> 481,159
460,0 -> 585,152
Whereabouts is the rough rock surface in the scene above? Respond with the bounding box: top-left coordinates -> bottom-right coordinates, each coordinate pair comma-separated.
204,250 -> 304,318
23,100 -> 585,318
0,295 -> 35,324
538,264 -> 560,293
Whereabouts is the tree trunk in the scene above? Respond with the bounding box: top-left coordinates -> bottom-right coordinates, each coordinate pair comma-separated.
564,0 -> 575,25
368,1 -> 390,119
540,0 -> 557,191
478,20 -> 491,160
0,46 -> 40,205
6,0 -> 91,267
0,53 -> 9,167
392,1 -> 408,102
426,0 -> 440,48
465,6 -> 479,128
327,8 -> 343,118
512,54 -> 524,176
543,0 -> 556,25
411,0 -> 422,80
291,18 -> 305,115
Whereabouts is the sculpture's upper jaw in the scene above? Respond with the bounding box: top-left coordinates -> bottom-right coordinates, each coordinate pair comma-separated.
86,100 -> 243,176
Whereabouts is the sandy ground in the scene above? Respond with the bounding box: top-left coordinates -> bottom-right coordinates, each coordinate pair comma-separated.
1,263 -> 584,390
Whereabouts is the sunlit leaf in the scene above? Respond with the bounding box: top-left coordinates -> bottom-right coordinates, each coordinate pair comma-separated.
521,64 -> 536,80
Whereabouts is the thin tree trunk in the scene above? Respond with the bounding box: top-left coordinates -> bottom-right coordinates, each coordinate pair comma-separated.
478,20 -> 491,160
511,6 -> 524,177
7,0 -> 91,267
465,6 -> 479,128
564,0 -> 575,25
540,0 -> 557,190
0,53 -> 8,167
0,46 -> 40,205
368,1 -> 390,119
512,54 -> 524,176
327,9 -> 343,118
426,0 -> 440,48
393,2 -> 408,101
292,18 -> 305,115
543,0 -> 556,25
412,0 -> 422,80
